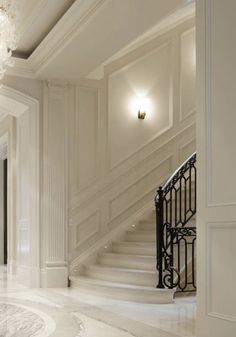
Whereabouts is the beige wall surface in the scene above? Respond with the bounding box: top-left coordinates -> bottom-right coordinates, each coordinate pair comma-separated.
65,18 -> 196,267
0,17 -> 196,286
197,0 -> 236,336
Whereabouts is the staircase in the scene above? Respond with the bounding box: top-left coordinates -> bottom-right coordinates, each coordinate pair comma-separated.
70,210 -> 175,303
69,153 -> 196,304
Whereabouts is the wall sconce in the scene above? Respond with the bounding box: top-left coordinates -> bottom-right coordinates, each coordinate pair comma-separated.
138,110 -> 146,120
136,97 -> 150,120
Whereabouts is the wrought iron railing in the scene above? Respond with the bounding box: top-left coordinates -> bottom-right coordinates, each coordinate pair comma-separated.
155,152 -> 196,292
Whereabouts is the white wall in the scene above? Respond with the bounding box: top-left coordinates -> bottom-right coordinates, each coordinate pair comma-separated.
197,0 -> 236,336
0,79 -> 41,286
66,18 -> 196,269
0,17 -> 196,287
0,160 -> 4,265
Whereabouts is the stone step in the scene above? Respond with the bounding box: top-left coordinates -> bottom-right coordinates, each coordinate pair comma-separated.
98,252 -> 155,271
84,264 -> 157,287
138,217 -> 196,231
125,230 -> 155,242
138,221 -> 156,231
112,241 -> 156,256
69,276 -> 175,304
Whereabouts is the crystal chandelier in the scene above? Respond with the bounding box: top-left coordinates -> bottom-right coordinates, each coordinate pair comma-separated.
0,0 -> 16,79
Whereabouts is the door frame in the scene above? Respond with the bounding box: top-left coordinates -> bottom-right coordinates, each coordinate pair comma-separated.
0,85 -> 40,287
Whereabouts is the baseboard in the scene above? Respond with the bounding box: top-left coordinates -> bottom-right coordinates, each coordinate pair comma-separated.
41,265 -> 68,288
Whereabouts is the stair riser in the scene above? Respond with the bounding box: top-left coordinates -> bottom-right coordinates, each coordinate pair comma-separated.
112,244 -> 155,256
85,267 -> 157,287
98,255 -> 155,271
138,223 -> 156,231
126,233 -> 155,242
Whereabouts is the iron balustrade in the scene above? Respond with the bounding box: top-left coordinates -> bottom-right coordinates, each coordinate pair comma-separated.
155,152 -> 196,291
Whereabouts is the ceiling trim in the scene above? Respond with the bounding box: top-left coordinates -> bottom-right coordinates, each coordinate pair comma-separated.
28,0 -> 108,76
6,1 -> 195,81
6,58 -> 35,79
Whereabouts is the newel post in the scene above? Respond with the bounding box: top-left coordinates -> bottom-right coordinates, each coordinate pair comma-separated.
156,186 -> 165,288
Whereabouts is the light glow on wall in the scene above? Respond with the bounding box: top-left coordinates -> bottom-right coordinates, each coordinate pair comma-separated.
129,95 -> 152,120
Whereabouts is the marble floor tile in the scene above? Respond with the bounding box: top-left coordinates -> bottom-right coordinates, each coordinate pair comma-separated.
0,265 -> 196,337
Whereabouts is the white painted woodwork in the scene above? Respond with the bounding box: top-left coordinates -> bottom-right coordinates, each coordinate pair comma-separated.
29,0 -> 189,80
69,19 -> 196,270
0,160 -> 3,265
0,14 -> 196,290
41,81 -> 68,287
197,0 -> 236,336
108,42 -> 172,168
0,86 -> 40,287
70,200 -> 196,303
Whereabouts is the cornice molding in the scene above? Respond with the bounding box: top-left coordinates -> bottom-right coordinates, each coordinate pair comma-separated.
6,1 -> 195,81
6,58 -> 35,79
29,0 -> 108,76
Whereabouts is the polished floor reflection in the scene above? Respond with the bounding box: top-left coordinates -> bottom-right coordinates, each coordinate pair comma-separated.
0,266 -> 196,337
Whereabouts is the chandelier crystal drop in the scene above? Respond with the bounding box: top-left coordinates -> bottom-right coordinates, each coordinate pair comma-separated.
0,0 -> 17,79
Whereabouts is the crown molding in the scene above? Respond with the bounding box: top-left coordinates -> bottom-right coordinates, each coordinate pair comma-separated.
5,0 -> 195,81
6,0 -> 107,80
28,0 -> 108,76
6,58 -> 35,79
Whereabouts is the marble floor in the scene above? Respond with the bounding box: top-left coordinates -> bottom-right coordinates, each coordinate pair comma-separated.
0,266 -> 196,337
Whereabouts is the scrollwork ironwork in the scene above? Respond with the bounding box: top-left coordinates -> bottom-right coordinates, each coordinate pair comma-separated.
155,152 -> 197,292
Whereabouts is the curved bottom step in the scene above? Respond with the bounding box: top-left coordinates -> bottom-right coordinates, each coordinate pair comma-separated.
69,276 -> 175,304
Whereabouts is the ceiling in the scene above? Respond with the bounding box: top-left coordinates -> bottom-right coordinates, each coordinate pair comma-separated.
14,0 -> 76,57
11,0 -> 194,81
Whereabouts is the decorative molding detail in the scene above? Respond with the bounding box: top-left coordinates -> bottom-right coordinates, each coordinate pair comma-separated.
67,19 -> 196,274
206,222 -> 236,322
6,58 -> 35,79
75,209 -> 100,248
70,201 -> 154,272
179,27 -> 196,122
29,0 -> 108,75
73,86 -> 100,194
42,82 -> 68,268
70,122 -> 196,212
87,5 -> 195,80
204,0 -> 236,208
8,2 -> 195,81
0,85 -> 40,287
106,41 -> 174,171
179,138 -> 196,162
108,155 -> 172,221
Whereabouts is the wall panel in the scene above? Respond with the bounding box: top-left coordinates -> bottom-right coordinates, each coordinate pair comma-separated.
68,20 -> 196,268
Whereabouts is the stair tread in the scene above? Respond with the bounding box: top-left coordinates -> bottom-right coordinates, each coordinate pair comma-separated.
99,252 -> 155,259
113,241 -> 155,246
127,230 -> 154,234
70,275 -> 169,292
87,264 -> 156,274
